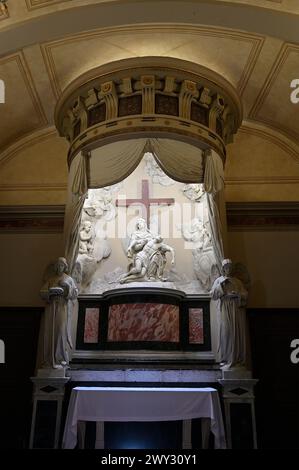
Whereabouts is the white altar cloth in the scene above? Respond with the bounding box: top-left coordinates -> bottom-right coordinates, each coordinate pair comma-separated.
62,387 -> 226,449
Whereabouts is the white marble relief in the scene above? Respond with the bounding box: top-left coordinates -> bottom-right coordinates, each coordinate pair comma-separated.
144,153 -> 175,186
182,183 -> 205,202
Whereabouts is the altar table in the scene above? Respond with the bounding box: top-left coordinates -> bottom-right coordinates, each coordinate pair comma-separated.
62,387 -> 226,449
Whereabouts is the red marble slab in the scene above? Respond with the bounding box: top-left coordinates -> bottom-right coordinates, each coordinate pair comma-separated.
189,308 -> 204,344
108,303 -> 180,342
84,307 -> 100,343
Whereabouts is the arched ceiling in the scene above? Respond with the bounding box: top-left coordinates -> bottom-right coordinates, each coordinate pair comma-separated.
0,0 -> 299,163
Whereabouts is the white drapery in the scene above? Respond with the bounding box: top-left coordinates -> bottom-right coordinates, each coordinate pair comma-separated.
89,138 -> 204,188
64,138 -> 224,273
63,387 -> 226,449
64,152 -> 89,272
203,149 -> 225,272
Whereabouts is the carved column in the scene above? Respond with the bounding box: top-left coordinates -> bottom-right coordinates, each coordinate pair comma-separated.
179,80 -> 198,119
99,81 -> 118,120
141,75 -> 155,114
209,94 -> 225,133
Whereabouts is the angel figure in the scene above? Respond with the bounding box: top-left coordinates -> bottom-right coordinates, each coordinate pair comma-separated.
38,257 -> 78,369
79,220 -> 94,255
210,258 -> 249,370
181,218 -> 217,290
182,183 -> 205,202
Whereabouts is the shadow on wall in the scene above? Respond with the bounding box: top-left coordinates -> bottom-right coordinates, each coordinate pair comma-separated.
250,280 -> 267,308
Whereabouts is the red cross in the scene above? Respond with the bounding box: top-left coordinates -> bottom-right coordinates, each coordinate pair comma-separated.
116,180 -> 175,228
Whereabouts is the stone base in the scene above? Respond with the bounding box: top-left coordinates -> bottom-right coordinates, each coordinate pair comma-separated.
30,375 -> 70,449
221,367 -> 252,380
68,366 -> 222,383
218,377 -> 258,449
37,367 -> 67,378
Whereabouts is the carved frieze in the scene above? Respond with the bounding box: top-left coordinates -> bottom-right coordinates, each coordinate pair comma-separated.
191,102 -> 209,126
155,94 -> 179,116
55,57 -> 242,163
88,103 -> 106,127
119,95 -> 142,117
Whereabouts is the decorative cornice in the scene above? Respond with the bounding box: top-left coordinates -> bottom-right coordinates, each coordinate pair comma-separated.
226,176 -> 299,185
0,183 -> 67,192
55,57 -> 242,164
1,202 -> 299,233
0,205 -> 64,233
227,202 -> 299,231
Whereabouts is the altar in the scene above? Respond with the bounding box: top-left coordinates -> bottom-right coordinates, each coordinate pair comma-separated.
62,386 -> 226,449
74,288 -> 212,362
30,58 -> 258,451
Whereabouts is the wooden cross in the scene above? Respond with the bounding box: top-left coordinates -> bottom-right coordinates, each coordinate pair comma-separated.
116,179 -> 175,228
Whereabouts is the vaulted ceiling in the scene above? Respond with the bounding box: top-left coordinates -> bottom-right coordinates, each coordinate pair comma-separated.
0,0 -> 299,167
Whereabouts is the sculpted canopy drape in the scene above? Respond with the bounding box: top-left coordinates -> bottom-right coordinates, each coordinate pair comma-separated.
64,138 -> 224,273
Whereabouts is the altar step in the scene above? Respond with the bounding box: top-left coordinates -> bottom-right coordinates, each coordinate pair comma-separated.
68,366 -> 222,384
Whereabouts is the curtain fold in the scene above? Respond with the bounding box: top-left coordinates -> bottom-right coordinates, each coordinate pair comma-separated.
64,152 -> 89,273
149,138 -> 203,182
203,150 -> 225,271
89,139 -> 148,188
88,138 -> 204,187
203,149 -> 224,193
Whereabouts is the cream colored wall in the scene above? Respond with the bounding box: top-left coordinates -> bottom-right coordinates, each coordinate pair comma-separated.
0,233 -> 64,307
1,124 -> 298,205
228,230 -> 299,308
0,131 -> 68,205
225,126 -> 299,202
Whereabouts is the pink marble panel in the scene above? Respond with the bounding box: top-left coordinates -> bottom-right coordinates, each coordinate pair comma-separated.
84,308 -> 100,343
108,303 -> 179,342
189,308 -> 204,344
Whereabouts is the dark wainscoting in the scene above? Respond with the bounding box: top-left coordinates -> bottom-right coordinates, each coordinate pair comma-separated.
0,307 -> 41,449
0,306 -> 298,449
248,308 -> 299,449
